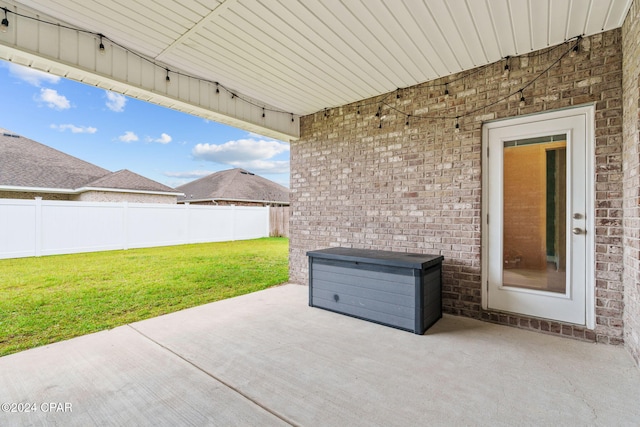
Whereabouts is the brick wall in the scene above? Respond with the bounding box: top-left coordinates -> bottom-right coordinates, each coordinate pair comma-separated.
73,191 -> 177,204
0,191 -> 177,204
184,200 -> 268,207
290,30 -> 624,343
622,0 -> 640,365
0,191 -> 72,201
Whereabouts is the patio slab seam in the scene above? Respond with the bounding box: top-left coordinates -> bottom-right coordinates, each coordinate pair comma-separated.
126,324 -> 298,427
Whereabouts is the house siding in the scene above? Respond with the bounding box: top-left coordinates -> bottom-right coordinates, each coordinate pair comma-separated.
290,29 -> 624,344
622,0 -> 640,365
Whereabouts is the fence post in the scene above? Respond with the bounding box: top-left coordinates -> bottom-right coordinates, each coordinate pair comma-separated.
266,206 -> 270,237
34,197 -> 42,257
231,204 -> 236,241
185,202 -> 191,244
123,201 -> 129,250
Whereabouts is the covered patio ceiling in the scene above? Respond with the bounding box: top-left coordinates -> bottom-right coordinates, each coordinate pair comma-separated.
0,0 -> 633,140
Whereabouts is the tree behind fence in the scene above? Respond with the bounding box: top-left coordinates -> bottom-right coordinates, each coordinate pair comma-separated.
0,198 -> 270,259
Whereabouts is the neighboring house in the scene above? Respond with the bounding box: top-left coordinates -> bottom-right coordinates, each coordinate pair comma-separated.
177,168 -> 289,207
0,130 -> 181,203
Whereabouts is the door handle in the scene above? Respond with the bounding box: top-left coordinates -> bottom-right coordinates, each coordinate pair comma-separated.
572,227 -> 585,235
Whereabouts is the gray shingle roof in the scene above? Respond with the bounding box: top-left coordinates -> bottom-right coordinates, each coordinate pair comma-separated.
0,130 -> 177,194
0,131 -> 110,189
85,169 -> 176,193
177,168 -> 289,203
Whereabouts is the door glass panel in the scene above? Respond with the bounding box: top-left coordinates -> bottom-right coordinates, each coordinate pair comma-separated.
502,135 -> 567,293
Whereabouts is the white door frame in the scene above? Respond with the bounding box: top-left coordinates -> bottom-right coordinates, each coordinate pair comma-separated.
481,105 -> 595,329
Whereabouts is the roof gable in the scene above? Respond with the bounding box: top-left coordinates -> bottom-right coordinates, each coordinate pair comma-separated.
0,131 -> 110,189
84,169 -> 178,193
177,168 -> 289,203
0,129 -> 177,195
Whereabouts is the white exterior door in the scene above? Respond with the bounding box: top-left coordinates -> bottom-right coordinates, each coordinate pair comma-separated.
482,106 -> 594,327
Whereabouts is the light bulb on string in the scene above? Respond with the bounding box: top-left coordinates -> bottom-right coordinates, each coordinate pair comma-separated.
519,90 -> 525,106
570,36 -> 581,57
396,89 -> 401,99
98,34 -> 105,54
1,8 -> 9,33
406,115 -> 410,126
215,83 -> 220,94
455,116 -> 460,133
291,113 -> 294,123
444,83 -> 449,96
504,56 -> 510,72
375,106 -> 381,117
262,108 -> 265,118
165,68 -> 171,84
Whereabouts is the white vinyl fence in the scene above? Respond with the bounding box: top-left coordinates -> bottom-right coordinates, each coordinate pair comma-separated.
0,198 -> 270,259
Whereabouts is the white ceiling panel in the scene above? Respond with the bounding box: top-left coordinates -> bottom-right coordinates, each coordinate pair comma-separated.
2,0 -> 633,117
548,0 -> 572,44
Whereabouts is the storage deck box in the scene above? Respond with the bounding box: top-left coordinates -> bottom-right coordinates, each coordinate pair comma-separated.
307,247 -> 444,334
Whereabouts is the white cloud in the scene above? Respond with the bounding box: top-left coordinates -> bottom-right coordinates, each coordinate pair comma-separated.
51,124 -> 97,134
8,63 -> 60,87
105,91 -> 127,112
192,138 -> 289,164
38,88 -> 71,110
164,170 -> 214,179
147,133 -> 172,144
226,159 -> 290,175
118,131 -> 139,143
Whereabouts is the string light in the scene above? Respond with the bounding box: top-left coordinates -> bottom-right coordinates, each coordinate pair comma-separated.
406,115 -> 411,126
0,6 -> 580,133
1,8 -> 9,33
370,34 -> 580,132
570,35 -> 582,56
262,108 -> 265,118
324,108 -> 328,118
165,68 -> 171,84
0,7 -> 297,122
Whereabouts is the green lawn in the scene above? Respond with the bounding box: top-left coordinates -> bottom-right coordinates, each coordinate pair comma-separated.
0,237 -> 289,357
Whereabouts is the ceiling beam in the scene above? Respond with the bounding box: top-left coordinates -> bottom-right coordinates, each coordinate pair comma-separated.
0,3 -> 299,141
155,0 -> 237,63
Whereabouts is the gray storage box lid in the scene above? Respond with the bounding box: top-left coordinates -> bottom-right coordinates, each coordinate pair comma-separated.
306,247 -> 443,270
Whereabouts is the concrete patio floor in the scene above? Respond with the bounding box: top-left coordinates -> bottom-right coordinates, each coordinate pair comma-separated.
1,283 -> 639,426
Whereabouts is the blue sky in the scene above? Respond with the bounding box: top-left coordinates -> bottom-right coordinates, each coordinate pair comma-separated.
0,61 -> 290,188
